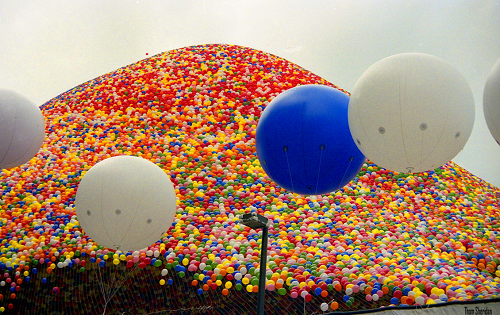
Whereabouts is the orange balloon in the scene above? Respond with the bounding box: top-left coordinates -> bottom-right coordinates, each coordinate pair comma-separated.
321,290 -> 328,297
331,301 -> 339,310
222,288 -> 229,296
365,286 -> 372,294
252,285 -> 259,293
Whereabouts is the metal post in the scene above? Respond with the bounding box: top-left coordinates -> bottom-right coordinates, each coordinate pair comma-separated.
256,225 -> 268,315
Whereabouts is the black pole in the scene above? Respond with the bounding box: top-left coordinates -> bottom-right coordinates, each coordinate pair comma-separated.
256,225 -> 268,315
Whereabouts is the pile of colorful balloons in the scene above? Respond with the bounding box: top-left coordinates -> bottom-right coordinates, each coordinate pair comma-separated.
0,44 -> 499,314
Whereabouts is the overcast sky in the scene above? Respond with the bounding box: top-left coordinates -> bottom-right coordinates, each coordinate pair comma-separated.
1,0 -> 499,188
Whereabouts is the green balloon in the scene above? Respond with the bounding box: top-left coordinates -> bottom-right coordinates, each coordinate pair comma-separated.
179,271 -> 185,278
251,277 -> 259,286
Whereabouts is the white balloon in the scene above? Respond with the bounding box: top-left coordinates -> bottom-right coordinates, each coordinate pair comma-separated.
75,155 -> 177,252
348,53 -> 475,173
0,89 -> 45,169
320,303 -> 328,312
161,269 -> 168,276
484,57 -> 500,146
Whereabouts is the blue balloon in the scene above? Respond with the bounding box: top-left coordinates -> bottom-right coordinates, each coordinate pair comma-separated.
256,84 -> 365,195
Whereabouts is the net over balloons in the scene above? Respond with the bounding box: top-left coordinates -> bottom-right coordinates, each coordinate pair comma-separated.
75,155 -> 177,252
256,84 -> 365,195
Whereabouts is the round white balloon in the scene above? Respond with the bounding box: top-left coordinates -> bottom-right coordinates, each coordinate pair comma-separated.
0,89 -> 45,169
75,155 -> 177,252
484,57 -> 500,146
348,53 -> 475,173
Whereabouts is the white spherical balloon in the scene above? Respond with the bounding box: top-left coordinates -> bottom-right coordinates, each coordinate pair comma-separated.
484,57 -> 500,146
320,303 -> 328,312
348,53 -> 475,173
0,89 -> 45,169
75,155 -> 177,252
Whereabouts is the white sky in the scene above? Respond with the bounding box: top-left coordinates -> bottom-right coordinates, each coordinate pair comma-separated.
1,0 -> 499,188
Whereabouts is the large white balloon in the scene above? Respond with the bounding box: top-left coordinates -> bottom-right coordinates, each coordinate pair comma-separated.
75,155 -> 177,252
483,57 -> 500,146
0,89 -> 45,169
348,53 -> 475,173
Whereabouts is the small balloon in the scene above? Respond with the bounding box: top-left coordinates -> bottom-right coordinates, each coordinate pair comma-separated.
320,303 -> 328,312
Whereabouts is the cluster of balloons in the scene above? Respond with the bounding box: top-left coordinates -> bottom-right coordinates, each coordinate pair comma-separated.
0,87 -> 177,253
0,43 -> 499,314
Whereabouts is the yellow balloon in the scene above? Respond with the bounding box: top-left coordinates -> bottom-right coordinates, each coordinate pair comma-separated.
246,285 -> 253,292
159,279 -> 165,285
225,281 -> 232,289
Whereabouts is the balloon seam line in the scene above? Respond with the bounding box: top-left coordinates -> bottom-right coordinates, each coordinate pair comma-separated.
284,151 -> 295,193
0,115 -> 17,166
314,149 -> 323,195
400,58 -> 412,169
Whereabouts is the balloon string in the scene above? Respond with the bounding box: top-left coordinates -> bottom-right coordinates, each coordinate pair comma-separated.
284,151 -> 295,192
106,263 -> 139,312
314,149 -> 324,195
104,263 -> 117,305
339,157 -> 354,188
96,265 -> 108,314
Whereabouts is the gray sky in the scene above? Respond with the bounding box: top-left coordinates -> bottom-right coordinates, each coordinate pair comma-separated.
1,0 -> 499,188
